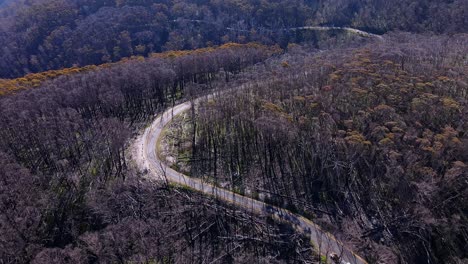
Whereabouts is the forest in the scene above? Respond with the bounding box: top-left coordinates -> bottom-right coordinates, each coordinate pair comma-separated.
0,0 -> 467,78
1,43 -> 314,263
165,33 -> 468,263
0,0 -> 467,264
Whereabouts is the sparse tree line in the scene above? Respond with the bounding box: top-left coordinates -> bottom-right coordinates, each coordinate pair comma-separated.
0,43 -> 316,263
182,33 -> 468,263
0,0 -> 466,78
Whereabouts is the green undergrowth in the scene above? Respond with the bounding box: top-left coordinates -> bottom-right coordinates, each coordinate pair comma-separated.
158,107 -> 329,262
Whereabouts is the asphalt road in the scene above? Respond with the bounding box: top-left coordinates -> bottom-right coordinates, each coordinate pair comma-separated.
134,99 -> 368,264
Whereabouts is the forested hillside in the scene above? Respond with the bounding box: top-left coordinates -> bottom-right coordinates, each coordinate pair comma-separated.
168,33 -> 468,263
0,43 -> 281,95
0,44 -> 312,263
0,0 -> 466,263
0,0 -> 466,78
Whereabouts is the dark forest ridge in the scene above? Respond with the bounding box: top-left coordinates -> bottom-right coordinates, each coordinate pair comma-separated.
0,0 -> 466,78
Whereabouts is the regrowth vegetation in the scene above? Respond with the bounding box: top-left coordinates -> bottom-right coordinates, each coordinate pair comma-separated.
0,43 -> 301,263
171,33 -> 468,264
0,0 -> 466,263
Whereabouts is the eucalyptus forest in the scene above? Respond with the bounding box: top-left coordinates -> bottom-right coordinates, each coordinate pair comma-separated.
0,0 -> 466,264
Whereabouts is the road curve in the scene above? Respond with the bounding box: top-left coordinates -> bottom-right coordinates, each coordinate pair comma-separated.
134,98 -> 368,264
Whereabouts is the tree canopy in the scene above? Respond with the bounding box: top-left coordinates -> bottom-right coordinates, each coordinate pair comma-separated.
0,0 -> 466,78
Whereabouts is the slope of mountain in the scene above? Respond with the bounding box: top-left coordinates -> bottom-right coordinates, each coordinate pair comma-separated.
0,1 -> 466,264
0,0 -> 466,78
166,33 -> 468,263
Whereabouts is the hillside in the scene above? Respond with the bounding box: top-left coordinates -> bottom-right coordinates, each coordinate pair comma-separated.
0,1 -> 466,264
0,0 -> 466,78
0,43 -> 303,263
167,33 -> 468,263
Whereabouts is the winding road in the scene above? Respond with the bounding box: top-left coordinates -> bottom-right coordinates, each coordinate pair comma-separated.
171,18 -> 383,40
132,96 -> 368,264
289,26 -> 382,39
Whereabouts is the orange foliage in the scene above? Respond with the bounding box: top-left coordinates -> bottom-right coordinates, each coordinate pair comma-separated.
0,43 -> 281,97
151,42 -> 281,59
0,65 -> 98,96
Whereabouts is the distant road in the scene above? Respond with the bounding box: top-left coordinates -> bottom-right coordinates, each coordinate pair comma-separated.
289,26 -> 383,39
133,96 -> 368,264
172,18 -> 383,40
